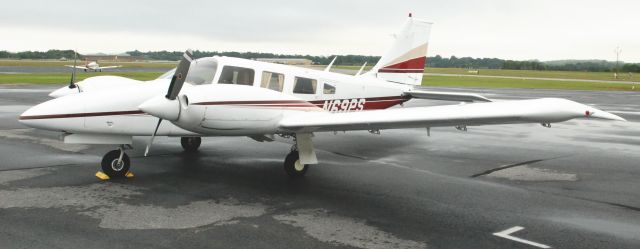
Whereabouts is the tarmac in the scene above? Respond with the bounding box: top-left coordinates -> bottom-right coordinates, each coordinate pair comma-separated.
0,85 -> 639,248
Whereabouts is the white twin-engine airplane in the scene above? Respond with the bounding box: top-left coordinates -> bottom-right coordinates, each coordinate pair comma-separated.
20,16 -> 625,179
66,60 -> 121,72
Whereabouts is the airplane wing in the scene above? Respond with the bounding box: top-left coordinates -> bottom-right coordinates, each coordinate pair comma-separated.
96,66 -> 122,70
65,65 -> 87,70
279,98 -> 625,133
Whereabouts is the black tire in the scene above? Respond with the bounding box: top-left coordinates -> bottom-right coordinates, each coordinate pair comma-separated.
181,137 -> 201,152
284,151 -> 308,178
101,150 -> 130,179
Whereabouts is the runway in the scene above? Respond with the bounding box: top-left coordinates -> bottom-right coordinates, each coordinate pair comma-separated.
0,85 -> 639,248
0,66 -> 168,73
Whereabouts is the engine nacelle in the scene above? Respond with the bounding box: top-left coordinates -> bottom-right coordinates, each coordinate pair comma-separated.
170,84 -> 322,136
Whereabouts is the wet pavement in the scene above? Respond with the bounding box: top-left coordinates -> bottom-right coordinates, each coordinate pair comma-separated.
0,85 -> 639,248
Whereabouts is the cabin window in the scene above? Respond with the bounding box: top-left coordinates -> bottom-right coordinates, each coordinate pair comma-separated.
323,83 -> 336,94
261,71 -> 285,92
218,66 -> 255,86
293,77 -> 317,94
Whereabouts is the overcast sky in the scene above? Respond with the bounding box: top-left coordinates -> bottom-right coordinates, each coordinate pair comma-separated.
1,0 -> 639,62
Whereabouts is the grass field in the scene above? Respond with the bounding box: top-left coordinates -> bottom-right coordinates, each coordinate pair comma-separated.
334,65 -> 637,82
0,72 -> 163,84
423,75 -> 639,91
424,68 -> 637,82
0,59 -> 176,69
1,61 -> 638,91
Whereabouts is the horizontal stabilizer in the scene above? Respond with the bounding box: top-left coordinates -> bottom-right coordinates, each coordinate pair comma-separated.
405,89 -> 492,102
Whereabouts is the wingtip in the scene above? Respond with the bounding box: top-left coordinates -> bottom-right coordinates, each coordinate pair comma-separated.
590,111 -> 626,121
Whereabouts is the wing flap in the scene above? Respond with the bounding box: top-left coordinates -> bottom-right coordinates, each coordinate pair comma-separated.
279,98 -> 624,133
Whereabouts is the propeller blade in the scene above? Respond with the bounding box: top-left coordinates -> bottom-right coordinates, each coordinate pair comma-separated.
144,118 -> 163,157
166,50 -> 194,100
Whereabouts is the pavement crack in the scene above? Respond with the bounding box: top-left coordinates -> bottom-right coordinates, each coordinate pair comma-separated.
531,189 -> 640,213
600,201 -> 640,212
0,163 -> 79,172
470,156 -> 567,178
329,151 -> 369,161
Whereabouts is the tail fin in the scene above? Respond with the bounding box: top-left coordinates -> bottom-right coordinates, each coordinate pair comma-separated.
368,15 -> 432,85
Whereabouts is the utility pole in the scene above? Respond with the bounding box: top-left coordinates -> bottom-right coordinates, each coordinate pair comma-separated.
614,47 -> 622,79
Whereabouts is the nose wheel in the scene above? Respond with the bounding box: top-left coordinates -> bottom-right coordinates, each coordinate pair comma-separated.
284,150 -> 308,178
181,137 -> 201,152
101,148 -> 130,179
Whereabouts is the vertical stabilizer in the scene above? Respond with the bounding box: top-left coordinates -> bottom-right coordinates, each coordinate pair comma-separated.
367,15 -> 432,85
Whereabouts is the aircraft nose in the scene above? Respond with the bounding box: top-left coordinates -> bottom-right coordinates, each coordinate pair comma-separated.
19,102 -> 51,129
18,96 -> 85,131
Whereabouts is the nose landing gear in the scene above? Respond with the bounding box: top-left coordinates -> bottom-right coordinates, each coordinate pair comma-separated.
100,146 -> 131,179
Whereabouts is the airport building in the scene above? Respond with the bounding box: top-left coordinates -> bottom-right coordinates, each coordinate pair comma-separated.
256,58 -> 313,65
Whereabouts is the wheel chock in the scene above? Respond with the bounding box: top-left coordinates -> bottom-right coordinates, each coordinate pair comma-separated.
95,171 -> 135,181
95,171 -> 110,181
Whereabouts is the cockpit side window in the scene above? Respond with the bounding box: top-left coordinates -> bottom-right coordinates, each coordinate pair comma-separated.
293,77 -> 317,94
186,59 -> 218,85
323,83 -> 336,94
158,58 -> 218,86
261,71 -> 285,92
218,66 -> 255,86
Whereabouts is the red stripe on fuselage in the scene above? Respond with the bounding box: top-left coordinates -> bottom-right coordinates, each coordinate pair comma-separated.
19,96 -> 411,120
193,100 -> 318,108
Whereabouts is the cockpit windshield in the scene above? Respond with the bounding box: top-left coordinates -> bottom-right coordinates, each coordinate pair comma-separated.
155,58 -> 218,85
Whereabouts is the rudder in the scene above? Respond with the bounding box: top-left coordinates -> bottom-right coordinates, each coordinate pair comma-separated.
368,15 -> 432,85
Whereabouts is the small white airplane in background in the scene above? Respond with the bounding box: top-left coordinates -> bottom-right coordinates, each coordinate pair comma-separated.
66,60 -> 121,72
21,15 -> 625,179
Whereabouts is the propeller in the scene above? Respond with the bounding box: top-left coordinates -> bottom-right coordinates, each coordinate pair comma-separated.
68,50 -> 78,89
142,49 -> 194,156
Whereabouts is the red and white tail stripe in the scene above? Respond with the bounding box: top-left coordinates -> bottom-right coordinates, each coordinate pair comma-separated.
369,15 -> 432,85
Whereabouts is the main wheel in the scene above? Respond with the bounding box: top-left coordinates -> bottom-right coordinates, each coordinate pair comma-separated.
101,150 -> 130,179
181,137 -> 201,152
284,151 -> 308,178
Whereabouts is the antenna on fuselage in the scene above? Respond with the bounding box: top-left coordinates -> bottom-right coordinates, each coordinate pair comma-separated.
355,62 -> 368,76
324,56 -> 338,72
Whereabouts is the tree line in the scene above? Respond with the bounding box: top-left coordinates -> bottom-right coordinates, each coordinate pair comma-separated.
1,49 -> 639,73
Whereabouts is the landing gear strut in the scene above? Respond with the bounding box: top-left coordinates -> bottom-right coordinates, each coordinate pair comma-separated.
101,147 -> 130,179
181,137 -> 201,152
284,150 -> 309,178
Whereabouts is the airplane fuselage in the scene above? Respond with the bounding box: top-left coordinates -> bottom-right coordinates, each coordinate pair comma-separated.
21,56 -> 412,137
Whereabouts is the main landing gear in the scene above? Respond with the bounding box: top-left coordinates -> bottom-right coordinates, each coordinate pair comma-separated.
282,133 -> 316,178
101,146 -> 130,179
181,137 -> 201,152
284,149 -> 309,178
